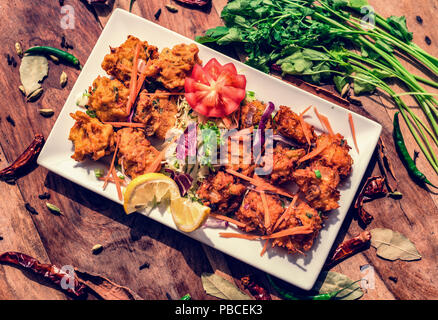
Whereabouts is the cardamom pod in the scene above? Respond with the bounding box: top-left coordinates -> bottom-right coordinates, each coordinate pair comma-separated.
60,71 -> 68,87
15,42 -> 23,57
92,244 -> 103,255
26,87 -> 44,102
18,85 -> 26,96
165,4 -> 178,12
49,55 -> 59,63
341,83 -> 350,98
46,202 -> 63,215
39,108 -> 54,117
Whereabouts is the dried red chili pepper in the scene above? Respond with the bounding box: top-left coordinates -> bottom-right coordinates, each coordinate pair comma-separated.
174,0 -> 211,7
0,251 -> 87,297
354,176 -> 387,225
326,231 -> 371,267
241,275 -> 271,300
0,134 -> 44,181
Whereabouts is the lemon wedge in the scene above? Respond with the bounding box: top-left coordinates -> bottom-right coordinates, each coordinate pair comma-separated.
123,173 -> 180,214
170,197 -> 210,232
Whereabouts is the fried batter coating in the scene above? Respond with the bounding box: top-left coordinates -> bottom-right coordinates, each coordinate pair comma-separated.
313,133 -> 353,179
272,201 -> 323,254
152,43 -> 202,90
87,76 -> 130,122
133,90 -> 178,140
102,35 -> 159,85
293,163 -> 340,212
274,106 -> 316,145
239,99 -> 272,129
68,111 -> 115,162
259,144 -> 306,185
117,128 -> 160,179
225,135 -> 255,177
235,191 -> 284,234
196,171 -> 246,215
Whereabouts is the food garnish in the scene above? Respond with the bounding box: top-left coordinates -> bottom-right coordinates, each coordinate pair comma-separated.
25,46 -> 81,69
170,197 -> 210,232
185,58 -> 246,118
325,231 -> 371,267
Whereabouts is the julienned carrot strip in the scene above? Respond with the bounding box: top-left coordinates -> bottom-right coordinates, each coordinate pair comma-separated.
272,194 -> 298,232
300,106 -> 311,116
145,136 -> 177,173
103,136 -> 120,189
209,213 -> 247,228
126,43 -> 141,114
103,122 -> 146,128
298,140 -> 330,163
314,107 -> 334,136
219,233 -> 261,240
348,113 -> 360,154
298,114 -> 312,147
261,226 -> 313,239
260,239 -> 270,257
111,165 -> 123,201
260,191 -> 271,230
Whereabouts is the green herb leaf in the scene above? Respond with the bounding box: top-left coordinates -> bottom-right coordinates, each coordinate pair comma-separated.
313,271 -> 364,300
353,73 -> 376,95
94,169 -> 104,178
386,15 -> 413,43
314,170 -> 322,179
370,228 -> 421,261
201,272 -> 251,300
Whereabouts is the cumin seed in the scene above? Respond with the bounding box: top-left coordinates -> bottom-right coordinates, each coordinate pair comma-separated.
25,203 -> 38,215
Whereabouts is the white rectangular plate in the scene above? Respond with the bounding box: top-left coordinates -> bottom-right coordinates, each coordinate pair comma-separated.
38,9 -> 382,291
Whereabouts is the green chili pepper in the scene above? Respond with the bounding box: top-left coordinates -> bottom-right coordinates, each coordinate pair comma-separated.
25,46 -> 81,69
314,169 -> 322,179
393,112 -> 437,188
267,274 -> 360,300
180,293 -> 191,300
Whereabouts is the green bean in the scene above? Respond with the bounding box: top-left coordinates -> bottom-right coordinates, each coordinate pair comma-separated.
25,46 -> 81,69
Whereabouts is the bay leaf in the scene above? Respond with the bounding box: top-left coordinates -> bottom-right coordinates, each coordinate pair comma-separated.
201,272 -> 251,300
313,271 -> 363,300
19,55 -> 48,96
370,228 -> 421,261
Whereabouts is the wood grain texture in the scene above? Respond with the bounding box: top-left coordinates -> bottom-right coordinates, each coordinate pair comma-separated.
0,0 -> 436,300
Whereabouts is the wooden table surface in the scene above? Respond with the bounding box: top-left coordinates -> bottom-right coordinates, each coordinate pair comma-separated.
0,0 -> 437,300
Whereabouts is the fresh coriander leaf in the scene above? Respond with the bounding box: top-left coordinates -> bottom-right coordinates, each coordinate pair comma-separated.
354,73 -> 376,95
386,15 -> 413,43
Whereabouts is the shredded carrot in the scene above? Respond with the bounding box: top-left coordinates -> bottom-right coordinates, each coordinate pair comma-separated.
314,107 -> 334,136
103,136 -> 120,189
219,233 -> 261,240
225,168 -> 295,198
348,113 -> 360,153
126,43 -> 141,114
260,191 -> 271,230
210,213 -> 247,228
272,194 -> 298,232
261,226 -> 313,240
145,136 -> 177,173
298,114 -> 312,147
300,106 -> 312,117
111,165 -> 123,201
298,139 -> 330,163
260,239 -> 270,257
103,122 -> 146,128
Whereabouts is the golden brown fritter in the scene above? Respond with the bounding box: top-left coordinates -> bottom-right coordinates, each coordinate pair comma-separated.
133,90 -> 178,140
239,99 -> 271,129
225,135 -> 255,177
102,35 -> 159,85
274,105 -> 316,145
293,163 -> 340,212
259,144 -> 306,185
313,133 -> 353,179
87,76 -> 130,122
235,191 -> 284,234
152,43 -> 202,91
117,128 -> 160,179
272,201 -> 323,254
68,111 -> 115,162
196,171 -> 246,215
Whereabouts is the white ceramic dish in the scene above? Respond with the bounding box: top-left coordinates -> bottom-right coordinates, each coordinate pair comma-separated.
37,9 -> 382,291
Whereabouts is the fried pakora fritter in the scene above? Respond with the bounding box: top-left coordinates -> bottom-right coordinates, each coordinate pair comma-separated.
133,90 -> 178,140
68,111 -> 115,162
272,201 -> 323,254
102,35 -> 159,85
240,99 -> 272,129
293,163 -> 340,212
259,144 -> 306,185
87,76 -> 130,122
225,135 -> 255,176
196,171 -> 246,215
274,105 -> 316,145
313,133 -> 353,179
235,190 -> 284,234
117,128 -> 160,179
151,43 -> 201,91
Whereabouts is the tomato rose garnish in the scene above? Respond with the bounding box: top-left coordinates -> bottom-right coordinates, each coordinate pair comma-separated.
184,58 -> 247,118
